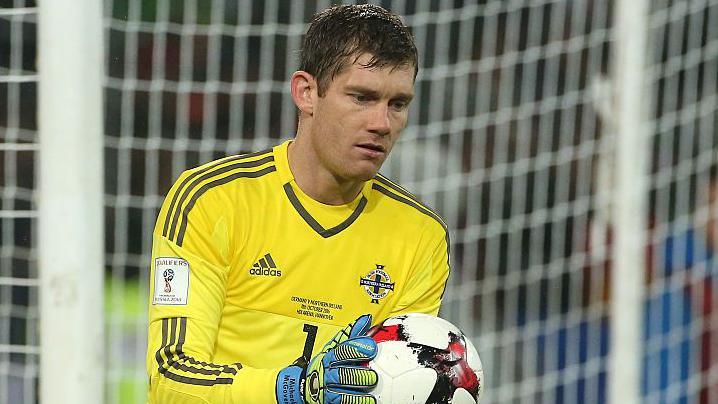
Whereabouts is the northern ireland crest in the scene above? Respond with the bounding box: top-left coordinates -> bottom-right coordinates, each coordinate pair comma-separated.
360,264 -> 395,304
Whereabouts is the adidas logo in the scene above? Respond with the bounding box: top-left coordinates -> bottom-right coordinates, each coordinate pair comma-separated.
249,253 -> 282,277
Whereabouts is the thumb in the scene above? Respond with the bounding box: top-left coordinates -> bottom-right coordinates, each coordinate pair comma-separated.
349,314 -> 373,338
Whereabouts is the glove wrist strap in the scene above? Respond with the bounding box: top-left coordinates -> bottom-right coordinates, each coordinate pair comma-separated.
276,365 -> 306,404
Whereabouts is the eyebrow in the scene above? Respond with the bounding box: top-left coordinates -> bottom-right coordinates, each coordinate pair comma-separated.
345,85 -> 414,102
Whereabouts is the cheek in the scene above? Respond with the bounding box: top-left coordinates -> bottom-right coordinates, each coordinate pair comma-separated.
390,112 -> 409,132
386,115 -> 407,147
316,100 -> 356,136
319,117 -> 348,145
312,119 -> 346,161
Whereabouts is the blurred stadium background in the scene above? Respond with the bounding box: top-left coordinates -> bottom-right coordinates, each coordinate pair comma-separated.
1,0 -> 717,403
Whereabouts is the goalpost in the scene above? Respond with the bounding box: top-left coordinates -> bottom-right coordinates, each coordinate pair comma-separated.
37,0 -> 104,403
609,0 -> 650,403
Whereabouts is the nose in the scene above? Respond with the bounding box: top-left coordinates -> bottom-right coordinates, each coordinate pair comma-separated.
367,104 -> 391,136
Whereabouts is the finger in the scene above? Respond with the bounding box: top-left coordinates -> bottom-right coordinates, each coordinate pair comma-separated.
323,337 -> 377,365
322,314 -> 374,353
322,318 -> 362,352
324,366 -> 378,389
348,314 -> 373,338
324,387 -> 377,404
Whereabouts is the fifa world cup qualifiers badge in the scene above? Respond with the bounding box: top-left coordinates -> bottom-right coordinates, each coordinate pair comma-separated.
153,257 -> 190,305
360,264 -> 395,304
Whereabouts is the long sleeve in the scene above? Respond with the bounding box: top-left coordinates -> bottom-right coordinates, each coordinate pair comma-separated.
146,168 -> 280,404
390,220 -> 450,317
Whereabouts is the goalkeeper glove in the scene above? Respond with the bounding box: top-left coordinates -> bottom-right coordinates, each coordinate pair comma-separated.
276,314 -> 378,404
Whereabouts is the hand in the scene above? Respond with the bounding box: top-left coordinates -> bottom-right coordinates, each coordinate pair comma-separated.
276,314 -> 378,404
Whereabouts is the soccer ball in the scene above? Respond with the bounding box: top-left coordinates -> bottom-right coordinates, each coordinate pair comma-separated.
367,313 -> 484,404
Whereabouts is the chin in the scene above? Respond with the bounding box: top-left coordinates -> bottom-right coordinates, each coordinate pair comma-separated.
343,171 -> 375,183
346,166 -> 380,182
338,158 -> 385,182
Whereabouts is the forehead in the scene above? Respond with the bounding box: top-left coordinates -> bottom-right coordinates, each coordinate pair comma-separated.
331,54 -> 415,95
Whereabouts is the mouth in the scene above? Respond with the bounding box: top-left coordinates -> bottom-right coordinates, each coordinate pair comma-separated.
356,143 -> 386,154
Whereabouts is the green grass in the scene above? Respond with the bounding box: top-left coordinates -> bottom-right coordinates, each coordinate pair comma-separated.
105,277 -> 148,403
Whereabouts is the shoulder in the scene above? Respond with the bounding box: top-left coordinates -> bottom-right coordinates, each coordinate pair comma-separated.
158,148 -> 277,244
370,173 -> 448,239
179,148 -> 277,186
171,148 -> 277,200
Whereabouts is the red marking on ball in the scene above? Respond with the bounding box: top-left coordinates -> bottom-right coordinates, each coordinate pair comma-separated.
369,324 -> 402,343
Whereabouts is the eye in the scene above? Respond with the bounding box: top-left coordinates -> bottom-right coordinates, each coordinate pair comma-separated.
390,99 -> 409,111
349,93 -> 368,103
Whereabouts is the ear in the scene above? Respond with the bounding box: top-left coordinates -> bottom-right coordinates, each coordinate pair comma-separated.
290,71 -> 316,116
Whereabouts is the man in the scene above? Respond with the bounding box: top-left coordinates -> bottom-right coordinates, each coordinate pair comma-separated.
146,4 -> 450,403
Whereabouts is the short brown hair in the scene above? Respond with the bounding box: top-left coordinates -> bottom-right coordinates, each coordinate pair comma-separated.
299,4 -> 418,96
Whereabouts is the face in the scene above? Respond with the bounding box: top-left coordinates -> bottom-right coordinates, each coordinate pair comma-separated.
308,54 -> 415,182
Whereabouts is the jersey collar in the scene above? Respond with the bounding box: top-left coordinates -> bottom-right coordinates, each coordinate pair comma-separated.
273,140 -> 371,238
273,140 -> 373,199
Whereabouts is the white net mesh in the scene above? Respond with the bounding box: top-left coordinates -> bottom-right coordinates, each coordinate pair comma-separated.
643,1 -> 718,403
0,1 -> 38,403
2,0 -> 717,403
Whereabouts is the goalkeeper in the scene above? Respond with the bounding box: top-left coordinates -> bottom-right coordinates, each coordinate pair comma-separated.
146,4 -> 450,403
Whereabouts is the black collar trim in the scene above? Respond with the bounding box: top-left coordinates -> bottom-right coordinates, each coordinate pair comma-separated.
282,182 -> 367,238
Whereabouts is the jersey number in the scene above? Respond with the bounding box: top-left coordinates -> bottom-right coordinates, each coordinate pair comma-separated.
301,324 -> 318,360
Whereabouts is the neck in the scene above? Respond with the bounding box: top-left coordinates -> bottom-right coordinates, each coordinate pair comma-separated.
287,136 -> 364,205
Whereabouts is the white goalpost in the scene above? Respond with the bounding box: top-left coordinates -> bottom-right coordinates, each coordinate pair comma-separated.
37,0 -> 104,403
609,0 -> 650,403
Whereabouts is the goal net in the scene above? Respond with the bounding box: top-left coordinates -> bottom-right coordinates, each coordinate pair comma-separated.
2,0 -> 717,403
0,1 -> 39,403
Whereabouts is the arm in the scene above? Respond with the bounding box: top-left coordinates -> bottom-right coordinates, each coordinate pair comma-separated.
147,237 -> 283,403
391,224 -> 450,316
146,170 -> 278,403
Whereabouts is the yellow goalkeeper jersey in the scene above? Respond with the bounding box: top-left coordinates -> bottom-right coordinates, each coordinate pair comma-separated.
147,140 -> 450,403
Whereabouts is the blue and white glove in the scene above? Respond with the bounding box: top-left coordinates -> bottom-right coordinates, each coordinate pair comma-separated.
276,314 -> 378,404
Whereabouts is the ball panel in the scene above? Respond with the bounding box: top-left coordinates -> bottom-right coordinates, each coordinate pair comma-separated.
400,313 -> 461,349
370,341 -> 424,377
451,388 -> 478,404
390,368 -> 437,403
371,364 -> 438,404
370,363 -> 391,403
